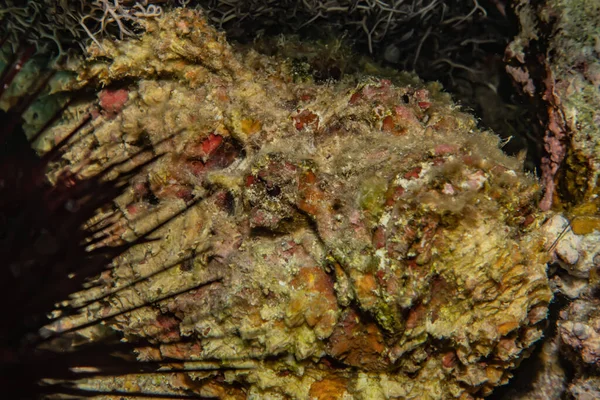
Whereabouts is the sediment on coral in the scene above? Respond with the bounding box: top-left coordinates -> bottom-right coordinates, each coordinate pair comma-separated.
26,8 -> 559,399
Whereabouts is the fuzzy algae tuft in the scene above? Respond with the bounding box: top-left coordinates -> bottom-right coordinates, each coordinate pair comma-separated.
40,8 -> 554,399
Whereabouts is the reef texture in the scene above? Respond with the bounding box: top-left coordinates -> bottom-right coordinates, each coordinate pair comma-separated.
506,0 -> 600,211
559,299 -> 600,369
498,2 -> 600,397
40,8 -> 554,399
558,299 -> 600,400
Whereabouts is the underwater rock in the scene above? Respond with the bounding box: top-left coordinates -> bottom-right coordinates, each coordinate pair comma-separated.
506,5 -> 600,394
557,299 -> 600,400
568,376 -> 600,400
507,0 -> 600,210
542,214 -> 600,300
494,334 -> 567,400
42,8 -> 554,399
559,299 -> 600,369
506,4 -> 600,395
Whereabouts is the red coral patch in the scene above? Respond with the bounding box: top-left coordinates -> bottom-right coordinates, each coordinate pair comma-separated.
201,133 -> 223,156
294,109 -> 320,131
404,166 -> 422,180
99,88 -> 129,116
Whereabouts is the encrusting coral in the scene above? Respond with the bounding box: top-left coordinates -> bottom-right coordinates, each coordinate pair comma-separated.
499,2 -> 600,396
507,0 -> 600,211
32,7 -> 556,399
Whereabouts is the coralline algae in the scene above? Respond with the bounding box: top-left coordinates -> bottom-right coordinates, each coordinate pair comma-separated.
41,9 -> 554,399
507,0 -> 600,210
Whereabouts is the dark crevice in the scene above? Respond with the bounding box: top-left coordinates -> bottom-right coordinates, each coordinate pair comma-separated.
488,293 -> 570,399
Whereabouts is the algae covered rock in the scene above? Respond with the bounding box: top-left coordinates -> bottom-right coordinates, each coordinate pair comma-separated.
43,8 -> 553,399
503,4 -> 600,396
507,0 -> 600,210
559,299 -> 600,369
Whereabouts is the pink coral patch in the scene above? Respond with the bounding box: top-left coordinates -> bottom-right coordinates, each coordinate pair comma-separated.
98,88 -> 129,115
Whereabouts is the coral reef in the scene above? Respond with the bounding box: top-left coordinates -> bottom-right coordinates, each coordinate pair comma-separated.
35,8 -> 558,399
556,298 -> 600,399
495,1 -> 600,397
491,333 -> 567,400
506,0 -> 600,210
559,299 -> 600,369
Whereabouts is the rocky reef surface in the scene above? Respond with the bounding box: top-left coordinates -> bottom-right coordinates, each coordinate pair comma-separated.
507,0 -> 600,211
29,8 -> 562,399
493,1 -> 600,398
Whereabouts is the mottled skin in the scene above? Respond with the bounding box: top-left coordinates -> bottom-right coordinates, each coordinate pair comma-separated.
41,9 -> 553,399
